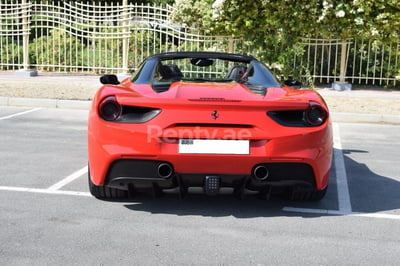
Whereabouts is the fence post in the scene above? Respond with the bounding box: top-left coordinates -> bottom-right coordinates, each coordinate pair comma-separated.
228,36 -> 234,53
332,39 -> 351,90
120,0 -> 130,76
16,0 -> 37,76
339,40 -> 347,83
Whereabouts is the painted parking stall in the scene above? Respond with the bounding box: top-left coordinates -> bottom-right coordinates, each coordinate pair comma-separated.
1,106 -> 400,265
0,107 -> 88,189
0,106 -> 399,219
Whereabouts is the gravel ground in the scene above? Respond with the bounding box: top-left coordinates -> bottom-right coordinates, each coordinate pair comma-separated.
1,72 -> 400,115
0,74 -> 100,101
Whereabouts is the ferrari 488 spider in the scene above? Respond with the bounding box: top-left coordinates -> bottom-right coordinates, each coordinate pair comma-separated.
88,51 -> 332,200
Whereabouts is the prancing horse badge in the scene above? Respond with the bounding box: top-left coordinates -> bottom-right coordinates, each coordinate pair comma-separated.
211,110 -> 219,120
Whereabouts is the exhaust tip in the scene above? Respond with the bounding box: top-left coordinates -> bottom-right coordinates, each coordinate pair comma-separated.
157,163 -> 173,178
253,165 -> 269,181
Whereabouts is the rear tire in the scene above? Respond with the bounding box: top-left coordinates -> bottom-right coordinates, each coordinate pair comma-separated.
88,170 -> 128,199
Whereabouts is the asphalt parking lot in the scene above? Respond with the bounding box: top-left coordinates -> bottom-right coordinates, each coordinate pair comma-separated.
1,106 -> 399,265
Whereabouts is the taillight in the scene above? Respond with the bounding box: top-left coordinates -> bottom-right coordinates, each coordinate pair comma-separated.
267,102 -> 328,127
97,95 -> 161,123
98,96 -> 121,121
304,102 -> 327,126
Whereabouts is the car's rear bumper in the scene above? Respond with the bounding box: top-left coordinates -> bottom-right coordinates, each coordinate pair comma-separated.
104,158 -> 319,191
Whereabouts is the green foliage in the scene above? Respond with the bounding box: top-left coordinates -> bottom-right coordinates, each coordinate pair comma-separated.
170,0 -> 400,81
27,26 -> 168,72
29,26 -> 124,72
0,17 -> 23,70
205,0 -> 400,42
128,30 -> 162,62
347,39 -> 400,86
303,67 -> 316,90
170,0 -> 215,33
29,29 -> 83,71
0,38 -> 23,70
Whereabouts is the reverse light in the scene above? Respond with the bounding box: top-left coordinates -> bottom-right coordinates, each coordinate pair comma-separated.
98,96 -> 121,121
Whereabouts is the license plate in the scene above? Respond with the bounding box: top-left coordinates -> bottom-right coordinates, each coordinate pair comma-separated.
178,139 -> 249,154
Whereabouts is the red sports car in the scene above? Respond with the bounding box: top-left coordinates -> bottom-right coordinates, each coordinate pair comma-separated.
88,51 -> 332,200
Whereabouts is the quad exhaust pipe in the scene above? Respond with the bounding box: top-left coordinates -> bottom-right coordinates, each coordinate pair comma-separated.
157,163 -> 173,178
253,165 -> 269,181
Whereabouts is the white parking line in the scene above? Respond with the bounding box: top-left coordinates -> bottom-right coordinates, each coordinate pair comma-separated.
0,108 -> 41,120
282,207 -> 400,220
1,184 -> 399,220
332,123 -> 352,213
350,212 -> 400,220
0,186 -> 91,197
283,123 -> 400,220
47,166 -> 88,191
283,207 -> 344,215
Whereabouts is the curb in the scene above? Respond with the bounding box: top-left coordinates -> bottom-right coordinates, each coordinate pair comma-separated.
1,96 -> 399,125
317,89 -> 400,99
0,96 -> 91,110
330,112 -> 400,125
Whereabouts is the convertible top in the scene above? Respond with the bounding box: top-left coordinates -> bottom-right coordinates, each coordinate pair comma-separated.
132,51 -> 278,89
146,51 -> 256,63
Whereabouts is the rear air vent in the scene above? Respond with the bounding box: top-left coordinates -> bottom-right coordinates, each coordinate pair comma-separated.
189,98 -> 241,102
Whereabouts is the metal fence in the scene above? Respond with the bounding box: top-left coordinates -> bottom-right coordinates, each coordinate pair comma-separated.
297,38 -> 400,86
1,0 -> 399,87
1,0 -> 240,73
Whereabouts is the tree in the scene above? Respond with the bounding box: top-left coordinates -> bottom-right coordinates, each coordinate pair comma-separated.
172,0 -> 400,41
171,0 -> 400,81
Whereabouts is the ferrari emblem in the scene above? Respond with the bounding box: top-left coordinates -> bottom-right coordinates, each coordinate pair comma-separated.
211,110 -> 219,120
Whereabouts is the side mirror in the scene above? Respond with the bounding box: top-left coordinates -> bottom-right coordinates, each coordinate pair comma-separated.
283,79 -> 302,89
100,74 -> 120,85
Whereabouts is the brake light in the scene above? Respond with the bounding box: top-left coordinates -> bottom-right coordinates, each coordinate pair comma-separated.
98,96 -> 121,121
267,102 -> 328,127
305,102 -> 327,126
98,96 -> 161,123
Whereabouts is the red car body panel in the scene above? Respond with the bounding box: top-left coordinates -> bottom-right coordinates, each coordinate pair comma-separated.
88,83 -> 332,188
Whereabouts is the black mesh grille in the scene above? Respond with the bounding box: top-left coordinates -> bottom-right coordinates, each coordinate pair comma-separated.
256,163 -> 315,185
